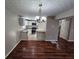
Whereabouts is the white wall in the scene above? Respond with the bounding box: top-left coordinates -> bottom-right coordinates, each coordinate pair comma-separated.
5,9 -> 20,56
46,17 -> 59,41
37,22 -> 47,31
55,8 -> 74,19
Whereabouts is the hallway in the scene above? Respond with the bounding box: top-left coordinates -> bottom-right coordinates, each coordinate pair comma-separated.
6,40 -> 73,59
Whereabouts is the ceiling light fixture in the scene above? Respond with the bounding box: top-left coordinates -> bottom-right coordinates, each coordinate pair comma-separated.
36,3 -> 42,22
35,1 -> 47,22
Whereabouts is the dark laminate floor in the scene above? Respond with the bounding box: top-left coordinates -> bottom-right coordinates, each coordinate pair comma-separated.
6,40 -> 74,59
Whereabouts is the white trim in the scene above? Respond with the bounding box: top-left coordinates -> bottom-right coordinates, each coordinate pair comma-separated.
5,40 -> 21,58
45,40 -> 57,41
21,39 -> 58,41
68,40 -> 74,42
45,40 -> 57,43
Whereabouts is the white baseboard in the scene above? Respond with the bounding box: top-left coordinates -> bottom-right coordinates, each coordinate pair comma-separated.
45,40 -> 57,43
45,40 -> 57,42
5,40 -> 21,58
68,40 -> 74,42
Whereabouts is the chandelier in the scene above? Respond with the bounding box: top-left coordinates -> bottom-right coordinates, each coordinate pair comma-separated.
35,2 -> 46,22
38,3 -> 42,22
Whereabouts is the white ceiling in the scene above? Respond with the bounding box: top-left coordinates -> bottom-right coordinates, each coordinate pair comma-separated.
5,0 -> 74,16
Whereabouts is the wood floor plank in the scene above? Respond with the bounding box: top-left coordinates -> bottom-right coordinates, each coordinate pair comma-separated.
6,40 -> 74,59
